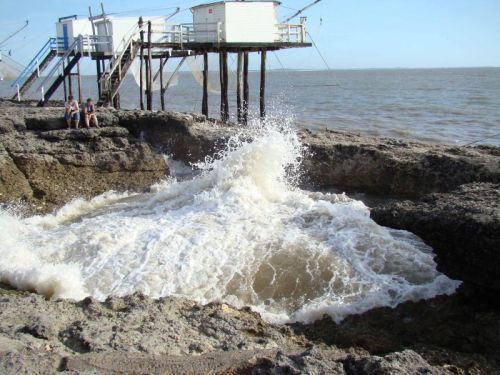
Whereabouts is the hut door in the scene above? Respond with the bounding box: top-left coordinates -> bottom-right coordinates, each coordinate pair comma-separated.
62,24 -> 69,50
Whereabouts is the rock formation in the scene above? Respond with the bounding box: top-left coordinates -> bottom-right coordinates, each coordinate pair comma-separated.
372,182 -> 500,299
0,100 -> 499,374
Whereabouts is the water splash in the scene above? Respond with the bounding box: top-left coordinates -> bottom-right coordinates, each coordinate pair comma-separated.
0,116 -> 459,322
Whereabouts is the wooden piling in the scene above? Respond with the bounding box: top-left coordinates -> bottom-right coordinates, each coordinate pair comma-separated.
243,52 -> 249,124
77,61 -> 82,104
236,52 -> 243,123
159,57 -> 165,111
62,61 -> 67,101
260,49 -> 267,119
222,51 -> 229,121
219,52 -> 225,121
146,21 -> 153,110
113,93 -> 120,109
202,52 -> 208,117
96,60 -> 102,99
67,58 -> 73,97
139,30 -> 145,110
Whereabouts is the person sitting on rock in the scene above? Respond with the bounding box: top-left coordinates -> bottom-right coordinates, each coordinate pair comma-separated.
83,98 -> 99,128
65,95 -> 80,129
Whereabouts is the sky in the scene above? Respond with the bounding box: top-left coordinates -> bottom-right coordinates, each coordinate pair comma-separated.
0,0 -> 499,72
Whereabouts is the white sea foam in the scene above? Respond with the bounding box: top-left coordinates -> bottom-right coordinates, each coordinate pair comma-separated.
0,116 -> 460,321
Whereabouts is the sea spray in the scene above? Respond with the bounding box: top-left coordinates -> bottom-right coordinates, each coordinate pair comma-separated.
0,116 -> 460,321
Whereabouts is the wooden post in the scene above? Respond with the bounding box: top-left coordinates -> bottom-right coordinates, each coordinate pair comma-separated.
222,51 -> 229,121
202,52 -> 208,117
146,21 -> 153,110
96,60 -> 102,99
62,61 -> 67,101
236,52 -> 243,123
113,93 -> 120,109
67,58 -> 73,97
139,30 -> 145,110
243,52 -> 249,125
77,61 -> 82,104
159,57 -> 165,111
219,52 -> 225,121
260,49 -> 267,119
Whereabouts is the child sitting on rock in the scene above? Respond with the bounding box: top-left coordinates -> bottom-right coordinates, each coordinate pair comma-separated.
64,95 -> 80,129
83,98 -> 99,128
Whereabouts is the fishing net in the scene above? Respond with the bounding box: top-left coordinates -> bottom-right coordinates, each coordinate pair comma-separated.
185,54 -> 238,94
128,58 -> 178,91
0,53 -> 24,81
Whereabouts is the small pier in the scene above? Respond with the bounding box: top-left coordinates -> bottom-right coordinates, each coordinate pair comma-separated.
10,1 -> 311,123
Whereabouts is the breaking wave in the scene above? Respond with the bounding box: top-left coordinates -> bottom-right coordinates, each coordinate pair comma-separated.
0,116 -> 459,323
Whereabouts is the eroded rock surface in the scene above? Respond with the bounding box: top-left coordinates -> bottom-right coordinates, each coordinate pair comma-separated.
0,106 -> 168,213
2,286 -> 494,374
301,129 -> 499,197
372,183 -> 500,297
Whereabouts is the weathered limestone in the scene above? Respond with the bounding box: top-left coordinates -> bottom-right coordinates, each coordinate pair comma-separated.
0,107 -> 168,213
1,287 -> 485,374
301,129 -> 499,197
372,183 -> 500,297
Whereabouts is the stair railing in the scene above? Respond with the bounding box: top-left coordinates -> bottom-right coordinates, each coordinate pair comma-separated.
10,38 -> 57,93
99,23 -> 141,97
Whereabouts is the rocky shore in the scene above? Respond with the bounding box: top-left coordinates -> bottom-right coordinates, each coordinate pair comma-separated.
0,100 -> 499,374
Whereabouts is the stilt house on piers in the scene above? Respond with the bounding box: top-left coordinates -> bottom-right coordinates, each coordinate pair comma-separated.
10,1 -> 311,123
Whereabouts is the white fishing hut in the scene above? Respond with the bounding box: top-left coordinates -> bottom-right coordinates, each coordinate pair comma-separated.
56,15 -> 168,55
55,16 -> 93,52
191,1 -> 281,43
94,16 -> 168,54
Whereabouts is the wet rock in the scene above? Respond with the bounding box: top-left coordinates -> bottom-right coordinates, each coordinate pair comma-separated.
371,183 -> 500,297
0,293 -> 464,374
343,350 -> 442,375
0,107 -> 168,213
115,109 -> 239,163
300,129 -> 499,197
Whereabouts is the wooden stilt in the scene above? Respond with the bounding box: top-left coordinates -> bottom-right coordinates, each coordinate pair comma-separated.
260,49 -> 267,119
236,52 -> 243,123
62,61 -> 67,101
222,51 -> 229,121
139,30 -> 145,110
77,61 -> 82,104
146,21 -> 153,110
113,93 -> 120,109
96,60 -> 102,99
159,57 -> 165,111
219,52 -> 225,121
243,52 -> 249,125
202,52 -> 208,117
67,58 -> 73,97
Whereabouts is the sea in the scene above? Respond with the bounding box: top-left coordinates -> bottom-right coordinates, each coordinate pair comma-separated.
0,67 -> 496,323
1,67 -> 499,146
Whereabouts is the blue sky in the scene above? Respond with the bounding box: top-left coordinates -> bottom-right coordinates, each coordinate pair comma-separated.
1,0 -> 499,71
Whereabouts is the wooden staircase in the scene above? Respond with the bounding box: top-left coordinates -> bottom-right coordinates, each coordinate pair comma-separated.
98,42 -> 140,107
37,52 -> 82,107
11,38 -> 57,100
